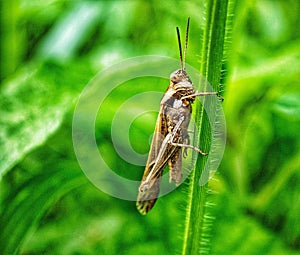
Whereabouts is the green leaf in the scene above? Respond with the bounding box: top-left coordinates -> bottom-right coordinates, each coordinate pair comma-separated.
0,167 -> 86,255
0,61 -> 94,178
36,1 -> 102,61
273,93 -> 300,119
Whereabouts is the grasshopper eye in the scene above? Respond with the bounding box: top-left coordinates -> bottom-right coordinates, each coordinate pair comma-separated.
170,74 -> 178,83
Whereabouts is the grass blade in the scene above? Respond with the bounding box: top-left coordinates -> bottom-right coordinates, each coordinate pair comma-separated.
181,0 -> 234,254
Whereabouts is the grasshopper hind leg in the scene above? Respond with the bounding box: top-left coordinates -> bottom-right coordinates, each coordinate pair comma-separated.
168,148 -> 182,185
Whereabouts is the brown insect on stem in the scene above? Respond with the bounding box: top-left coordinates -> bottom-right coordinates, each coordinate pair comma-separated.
136,17 -> 222,215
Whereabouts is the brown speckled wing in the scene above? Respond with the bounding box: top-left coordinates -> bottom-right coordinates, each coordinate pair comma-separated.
136,102 -> 178,214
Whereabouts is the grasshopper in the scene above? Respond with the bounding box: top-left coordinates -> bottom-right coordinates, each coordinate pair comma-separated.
136,18 -> 221,215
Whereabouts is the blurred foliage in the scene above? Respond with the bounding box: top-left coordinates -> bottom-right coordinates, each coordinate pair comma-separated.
0,0 -> 300,255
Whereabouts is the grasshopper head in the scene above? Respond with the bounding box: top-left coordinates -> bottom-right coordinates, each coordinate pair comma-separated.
170,69 -> 194,92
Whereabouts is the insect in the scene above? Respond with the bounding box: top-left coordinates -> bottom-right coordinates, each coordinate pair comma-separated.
136,18 -> 221,215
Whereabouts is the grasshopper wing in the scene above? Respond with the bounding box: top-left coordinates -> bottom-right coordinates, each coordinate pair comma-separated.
136,104 -> 177,214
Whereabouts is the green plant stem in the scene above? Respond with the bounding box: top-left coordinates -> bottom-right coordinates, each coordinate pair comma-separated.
181,0 -> 232,254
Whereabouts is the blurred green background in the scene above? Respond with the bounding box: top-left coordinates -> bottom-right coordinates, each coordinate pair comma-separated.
1,0 -> 300,254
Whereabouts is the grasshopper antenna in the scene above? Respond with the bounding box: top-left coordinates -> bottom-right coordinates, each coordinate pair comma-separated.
176,27 -> 184,71
183,17 -> 190,70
